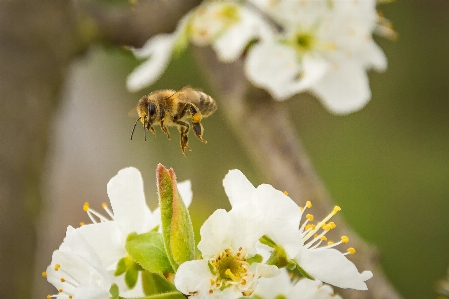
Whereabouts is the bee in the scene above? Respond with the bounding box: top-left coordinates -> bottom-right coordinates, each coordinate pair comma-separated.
130,86 -> 217,156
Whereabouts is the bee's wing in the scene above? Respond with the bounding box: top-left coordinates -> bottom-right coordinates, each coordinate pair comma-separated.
128,106 -> 139,118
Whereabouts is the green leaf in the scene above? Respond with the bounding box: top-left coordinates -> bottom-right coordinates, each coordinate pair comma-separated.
109,283 -> 119,299
157,164 -> 195,271
126,231 -> 174,274
142,271 -> 177,296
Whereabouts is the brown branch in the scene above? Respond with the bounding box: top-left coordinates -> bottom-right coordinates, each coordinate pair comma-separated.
192,46 -> 403,299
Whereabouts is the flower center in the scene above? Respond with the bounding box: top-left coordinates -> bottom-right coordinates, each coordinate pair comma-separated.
209,247 -> 249,289
295,32 -> 314,51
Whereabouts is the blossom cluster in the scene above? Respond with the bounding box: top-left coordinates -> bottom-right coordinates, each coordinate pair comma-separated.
44,166 -> 372,299
127,0 -> 394,114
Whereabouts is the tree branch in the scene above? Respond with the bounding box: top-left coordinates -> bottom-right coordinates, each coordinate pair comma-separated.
192,46 -> 403,299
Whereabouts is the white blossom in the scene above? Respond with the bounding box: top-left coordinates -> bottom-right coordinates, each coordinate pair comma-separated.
49,167 -> 192,297
255,269 -> 343,299
223,169 -> 372,290
174,208 -> 279,299
245,0 -> 388,114
127,2 -> 271,92
44,226 -> 112,299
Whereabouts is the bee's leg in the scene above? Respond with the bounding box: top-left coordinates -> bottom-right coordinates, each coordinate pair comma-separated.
174,120 -> 191,157
146,122 -> 156,137
187,104 -> 206,143
159,107 -> 171,140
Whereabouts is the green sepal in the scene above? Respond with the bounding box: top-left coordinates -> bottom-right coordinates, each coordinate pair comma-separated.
125,265 -> 139,289
125,231 -> 174,274
142,271 -> 177,296
157,164 -> 195,272
259,235 -> 277,248
247,254 -> 263,265
109,283 -> 119,299
114,257 -> 128,276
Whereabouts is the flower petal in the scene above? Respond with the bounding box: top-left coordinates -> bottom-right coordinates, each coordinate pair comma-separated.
77,222 -> 126,270
292,278 -> 342,299
222,169 -> 256,207
310,61 -> 371,114
73,284 -> 110,299
245,43 -> 328,100
126,34 -> 176,92
174,260 -> 215,298
107,167 -> 153,235
197,209 -> 232,257
296,248 -> 371,290
177,180 -> 193,208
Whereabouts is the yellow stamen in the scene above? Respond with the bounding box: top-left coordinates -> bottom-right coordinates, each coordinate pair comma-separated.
60,278 -> 65,282
210,279 -> 215,285
305,201 -> 312,208
42,271 -> 47,277
101,202 -> 108,209
54,264 -> 60,271
341,236 -> 349,243
306,214 -> 314,221
47,295 -> 51,299
320,236 -> 327,241
314,234 -> 319,239
83,202 -> 89,212
283,191 -> 289,196
328,241 -> 334,246
79,222 -> 84,227
303,206 -> 341,241
347,247 -> 356,254
58,288 -> 63,292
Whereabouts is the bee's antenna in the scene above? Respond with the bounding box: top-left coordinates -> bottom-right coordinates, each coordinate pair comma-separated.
143,122 -> 147,141
130,117 -> 141,140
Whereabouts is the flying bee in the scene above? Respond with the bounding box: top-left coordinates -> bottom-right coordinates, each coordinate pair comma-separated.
130,86 -> 217,156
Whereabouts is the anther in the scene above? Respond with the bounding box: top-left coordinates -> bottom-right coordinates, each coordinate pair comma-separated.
306,214 -> 314,221
328,241 -> 334,246
210,279 -> 215,285
54,264 -> 60,271
47,295 -> 51,299
79,222 -> 84,227
42,271 -> 47,278
346,247 -> 356,255
209,289 -> 213,294
60,278 -> 65,282
283,191 -> 289,196
306,201 -> 312,208
58,288 -> 63,292
341,236 -> 349,243
320,236 -> 327,241
83,202 -> 89,212
101,202 -> 107,209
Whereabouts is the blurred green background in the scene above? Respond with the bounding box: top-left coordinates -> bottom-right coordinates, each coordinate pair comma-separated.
14,1 -> 447,299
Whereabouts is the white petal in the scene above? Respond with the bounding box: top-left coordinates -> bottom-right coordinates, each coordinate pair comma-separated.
362,40 -> 387,71
177,180 -> 193,208
77,222 -> 126,270
296,248 -> 371,290
245,43 -> 328,100
197,209 -> 232,257
222,169 -> 256,207
126,34 -> 176,92
174,260 -> 214,298
107,167 -> 152,235
310,61 -> 371,114
213,8 -> 273,62
254,270 -> 292,298
73,284 -> 110,299
292,279 -> 342,299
